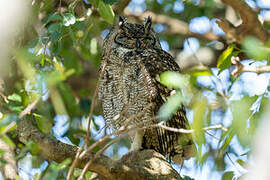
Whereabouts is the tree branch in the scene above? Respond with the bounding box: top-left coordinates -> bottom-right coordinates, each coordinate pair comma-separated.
217,0 -> 269,43
0,139 -> 18,179
112,0 -> 131,15
17,117 -> 183,180
231,56 -> 270,76
124,10 -> 219,42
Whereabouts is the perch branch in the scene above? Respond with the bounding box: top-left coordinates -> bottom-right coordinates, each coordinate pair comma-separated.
217,0 -> 269,43
231,56 -> 270,76
17,116 -> 183,180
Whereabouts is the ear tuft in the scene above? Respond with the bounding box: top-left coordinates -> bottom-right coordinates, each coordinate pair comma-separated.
144,16 -> 152,34
119,16 -> 127,27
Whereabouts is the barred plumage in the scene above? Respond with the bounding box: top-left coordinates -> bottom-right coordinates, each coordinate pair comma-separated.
98,16 -> 196,164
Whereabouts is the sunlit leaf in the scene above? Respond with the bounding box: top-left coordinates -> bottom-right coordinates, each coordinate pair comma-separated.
222,171 -> 234,180
49,86 -> 68,115
31,156 -> 44,168
192,97 -> 207,145
243,36 -> 270,60
7,93 -> 22,103
62,13 -> 76,26
217,44 -> 239,74
231,96 -> 257,147
68,0 -> 77,14
34,113 -> 52,134
98,0 -> 115,25
1,135 -> 15,149
237,159 -> 246,167
26,141 -> 39,155
160,71 -> 189,89
57,158 -> 72,170
158,91 -> 183,121
220,129 -> 233,153
43,170 -> 58,180
0,149 -> 5,156
184,66 -> 213,77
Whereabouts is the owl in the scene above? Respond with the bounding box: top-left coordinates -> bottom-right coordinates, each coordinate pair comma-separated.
98,16 -> 196,164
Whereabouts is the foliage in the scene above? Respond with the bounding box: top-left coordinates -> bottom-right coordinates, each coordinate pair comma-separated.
0,0 -> 270,179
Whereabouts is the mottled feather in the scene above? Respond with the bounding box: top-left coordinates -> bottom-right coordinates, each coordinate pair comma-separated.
98,16 -> 196,164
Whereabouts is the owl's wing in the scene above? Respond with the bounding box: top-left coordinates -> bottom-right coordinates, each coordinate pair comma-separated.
137,48 -> 196,164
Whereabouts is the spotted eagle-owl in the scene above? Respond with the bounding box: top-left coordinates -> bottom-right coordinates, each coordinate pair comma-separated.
98,16 -> 196,164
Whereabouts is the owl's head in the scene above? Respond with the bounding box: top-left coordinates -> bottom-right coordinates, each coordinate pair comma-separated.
113,16 -> 161,50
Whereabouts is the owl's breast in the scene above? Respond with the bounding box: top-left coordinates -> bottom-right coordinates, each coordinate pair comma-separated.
99,49 -> 157,128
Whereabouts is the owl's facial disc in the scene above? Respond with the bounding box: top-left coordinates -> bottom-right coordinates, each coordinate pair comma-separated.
114,16 -> 158,49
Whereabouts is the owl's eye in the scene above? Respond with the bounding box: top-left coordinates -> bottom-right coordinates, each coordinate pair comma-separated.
115,33 -> 137,49
136,39 -> 141,48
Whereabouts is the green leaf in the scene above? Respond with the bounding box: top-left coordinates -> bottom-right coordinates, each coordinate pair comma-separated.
217,44 -> 237,73
0,159 -> 7,166
62,13 -> 76,26
1,135 -> 15,149
158,91 -> 184,121
44,13 -> 62,25
222,171 -> 234,180
192,97 -> 207,145
47,23 -> 62,35
160,71 -> 189,89
68,1 -> 77,14
243,36 -> 270,60
7,93 -> 22,103
34,113 -> 52,134
98,0 -> 115,25
0,149 -> 5,156
103,0 -> 118,4
184,66 -> 213,77
237,159 -> 246,167
57,158 -> 72,170
231,96 -> 257,147
31,156 -> 44,168
183,176 -> 195,180
220,130 -> 233,153
26,141 -> 39,155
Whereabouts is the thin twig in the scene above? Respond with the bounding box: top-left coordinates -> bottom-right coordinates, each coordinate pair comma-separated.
0,92 -> 9,103
67,144 -> 85,180
81,110 -> 156,159
78,134 -> 127,180
155,122 -> 227,133
231,56 -> 270,76
19,97 -> 40,119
